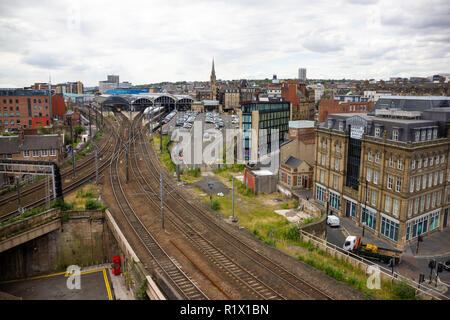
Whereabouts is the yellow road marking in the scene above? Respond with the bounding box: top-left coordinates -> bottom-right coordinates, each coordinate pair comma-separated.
0,271 -> 67,284
64,269 -> 105,277
103,269 -> 113,301
1,267 -> 115,300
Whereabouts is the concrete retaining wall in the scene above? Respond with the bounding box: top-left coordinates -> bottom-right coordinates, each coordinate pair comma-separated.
298,200 -> 326,239
104,209 -> 166,300
0,209 -> 118,281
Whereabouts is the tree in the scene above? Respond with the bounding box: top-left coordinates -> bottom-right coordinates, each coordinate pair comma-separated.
73,125 -> 86,141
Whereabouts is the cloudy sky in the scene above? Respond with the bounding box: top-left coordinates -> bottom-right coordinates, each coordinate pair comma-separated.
0,0 -> 449,87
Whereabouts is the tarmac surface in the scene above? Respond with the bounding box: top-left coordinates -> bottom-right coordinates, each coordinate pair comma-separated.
0,266 -> 115,300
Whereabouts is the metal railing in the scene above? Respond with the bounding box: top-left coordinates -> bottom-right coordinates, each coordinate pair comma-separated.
298,229 -> 448,300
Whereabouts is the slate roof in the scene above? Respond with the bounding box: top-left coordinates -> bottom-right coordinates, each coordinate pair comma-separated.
0,134 -> 62,154
284,156 -> 302,168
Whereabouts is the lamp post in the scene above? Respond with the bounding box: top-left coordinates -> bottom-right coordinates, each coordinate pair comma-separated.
362,177 -> 368,237
69,115 -> 75,177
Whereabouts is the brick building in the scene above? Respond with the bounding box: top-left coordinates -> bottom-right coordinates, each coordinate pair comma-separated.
243,165 -> 278,194
281,80 -> 315,121
0,129 -> 65,185
318,98 -> 374,122
0,89 -> 66,130
279,120 -> 316,190
219,88 -> 240,113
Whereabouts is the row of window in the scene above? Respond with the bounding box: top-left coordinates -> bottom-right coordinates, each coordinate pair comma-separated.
23,149 -> 56,157
373,127 -> 438,142
367,152 -> 404,170
411,155 -> 445,170
1,112 -> 20,117
2,99 -> 48,104
3,106 -> 19,111
406,210 -> 441,241
407,191 -> 442,217
410,171 -> 444,192
414,127 -> 438,142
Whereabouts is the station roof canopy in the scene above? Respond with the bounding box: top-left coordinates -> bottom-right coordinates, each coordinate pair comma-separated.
102,95 -> 130,107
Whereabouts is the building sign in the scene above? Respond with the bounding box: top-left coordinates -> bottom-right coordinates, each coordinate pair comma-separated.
350,126 -> 364,139
347,115 -> 367,140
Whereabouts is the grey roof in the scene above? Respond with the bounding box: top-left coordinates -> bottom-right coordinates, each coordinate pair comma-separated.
21,135 -> 62,150
284,156 -> 302,168
0,134 -> 62,154
0,136 -> 19,154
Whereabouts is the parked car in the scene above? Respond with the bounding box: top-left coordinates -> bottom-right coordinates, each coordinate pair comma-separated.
327,215 -> 340,227
443,260 -> 450,271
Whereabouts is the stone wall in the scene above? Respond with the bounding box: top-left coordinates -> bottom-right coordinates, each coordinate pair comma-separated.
0,210 -> 119,281
299,200 -> 327,239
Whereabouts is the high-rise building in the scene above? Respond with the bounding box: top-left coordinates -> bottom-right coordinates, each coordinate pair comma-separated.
313,95 -> 450,249
99,75 -> 132,94
298,68 -> 307,82
107,75 -> 119,84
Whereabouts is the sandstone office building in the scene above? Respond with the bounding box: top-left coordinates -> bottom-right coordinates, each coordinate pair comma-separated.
314,96 -> 450,249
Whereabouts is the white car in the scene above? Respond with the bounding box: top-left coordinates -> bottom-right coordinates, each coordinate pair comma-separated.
327,215 -> 340,227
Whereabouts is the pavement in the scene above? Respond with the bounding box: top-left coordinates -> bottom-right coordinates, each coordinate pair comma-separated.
0,264 -> 119,300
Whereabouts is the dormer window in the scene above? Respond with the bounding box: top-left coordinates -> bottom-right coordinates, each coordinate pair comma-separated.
328,119 -> 333,128
338,121 -> 344,131
392,129 -> 399,141
415,130 -> 420,142
427,129 -> 432,140
433,128 -> 438,139
375,126 -> 381,138
421,130 -> 426,141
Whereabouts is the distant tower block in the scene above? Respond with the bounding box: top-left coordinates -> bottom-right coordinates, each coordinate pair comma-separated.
298,68 -> 307,81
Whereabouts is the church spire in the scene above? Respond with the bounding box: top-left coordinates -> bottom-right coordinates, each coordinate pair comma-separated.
210,57 -> 217,100
211,57 -> 216,81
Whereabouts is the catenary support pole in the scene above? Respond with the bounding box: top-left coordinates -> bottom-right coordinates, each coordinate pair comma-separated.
161,173 -> 164,230
16,176 -> 23,213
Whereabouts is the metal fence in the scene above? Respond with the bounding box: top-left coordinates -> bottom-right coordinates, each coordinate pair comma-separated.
298,229 -> 448,300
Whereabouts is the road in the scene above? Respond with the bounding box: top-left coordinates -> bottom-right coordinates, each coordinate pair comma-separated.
326,224 -> 450,297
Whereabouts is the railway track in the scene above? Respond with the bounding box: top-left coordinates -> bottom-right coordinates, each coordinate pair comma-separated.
135,117 -> 334,300
130,122 -> 288,299
0,114 -> 119,221
0,122 -> 113,209
109,112 -> 208,300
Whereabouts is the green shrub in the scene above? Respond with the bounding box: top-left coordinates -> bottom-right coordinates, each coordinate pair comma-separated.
51,198 -> 73,211
85,199 -> 101,210
187,168 -> 201,177
280,203 -> 289,209
392,281 -> 416,300
324,266 -> 344,281
211,199 -> 221,211
285,225 -> 300,241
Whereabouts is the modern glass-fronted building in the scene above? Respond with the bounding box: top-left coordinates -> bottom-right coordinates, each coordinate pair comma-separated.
240,101 -> 291,161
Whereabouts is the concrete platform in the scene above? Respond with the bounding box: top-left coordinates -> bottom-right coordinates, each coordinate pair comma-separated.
0,266 -> 114,300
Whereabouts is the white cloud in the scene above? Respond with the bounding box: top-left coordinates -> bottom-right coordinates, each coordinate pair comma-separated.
0,0 -> 448,87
